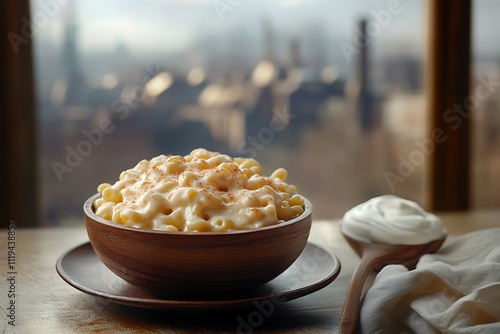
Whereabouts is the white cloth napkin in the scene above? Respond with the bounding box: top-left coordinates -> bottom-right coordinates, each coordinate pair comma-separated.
360,228 -> 500,334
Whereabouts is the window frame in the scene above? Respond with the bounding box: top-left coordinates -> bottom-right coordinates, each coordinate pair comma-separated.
1,0 -> 39,227
424,0 -> 471,211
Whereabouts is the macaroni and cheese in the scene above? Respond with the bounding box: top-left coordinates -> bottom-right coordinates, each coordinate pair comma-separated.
94,148 -> 305,232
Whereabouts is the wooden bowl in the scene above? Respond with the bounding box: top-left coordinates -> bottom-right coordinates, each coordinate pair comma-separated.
84,193 -> 313,296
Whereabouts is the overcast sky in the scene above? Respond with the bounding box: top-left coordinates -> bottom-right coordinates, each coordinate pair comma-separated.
31,0 -> 499,61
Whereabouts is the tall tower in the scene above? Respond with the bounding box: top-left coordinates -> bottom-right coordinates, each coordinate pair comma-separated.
261,17 -> 276,63
288,38 -> 302,69
357,19 -> 372,132
61,3 -> 87,106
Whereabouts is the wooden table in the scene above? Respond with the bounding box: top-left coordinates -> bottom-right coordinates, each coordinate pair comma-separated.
1,211 -> 499,333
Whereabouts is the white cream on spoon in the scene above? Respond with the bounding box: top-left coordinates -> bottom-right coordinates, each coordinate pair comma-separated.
339,195 -> 448,333
341,195 -> 446,245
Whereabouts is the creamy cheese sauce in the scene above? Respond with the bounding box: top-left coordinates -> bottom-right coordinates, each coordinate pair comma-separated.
93,149 -> 304,232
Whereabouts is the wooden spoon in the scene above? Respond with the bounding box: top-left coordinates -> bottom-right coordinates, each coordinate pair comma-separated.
338,227 -> 447,334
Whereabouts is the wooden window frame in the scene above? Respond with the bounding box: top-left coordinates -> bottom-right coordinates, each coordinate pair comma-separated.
425,0 -> 471,211
1,0 -> 38,227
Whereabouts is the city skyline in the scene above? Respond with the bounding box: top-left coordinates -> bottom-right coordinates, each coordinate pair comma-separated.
31,0 -> 500,98
29,0 -> 500,224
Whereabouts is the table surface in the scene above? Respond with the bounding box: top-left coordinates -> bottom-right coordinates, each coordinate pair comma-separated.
1,210 -> 499,334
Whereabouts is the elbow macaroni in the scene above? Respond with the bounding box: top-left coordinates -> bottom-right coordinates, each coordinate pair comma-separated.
94,148 -> 305,232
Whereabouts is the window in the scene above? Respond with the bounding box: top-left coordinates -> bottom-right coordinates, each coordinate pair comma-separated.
28,0 -> 492,226
31,0 -> 427,225
472,0 -> 500,209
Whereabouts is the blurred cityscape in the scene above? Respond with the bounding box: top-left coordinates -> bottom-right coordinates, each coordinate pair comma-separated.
33,0 -> 500,225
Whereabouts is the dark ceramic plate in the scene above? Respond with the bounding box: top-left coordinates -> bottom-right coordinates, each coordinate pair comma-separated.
56,242 -> 341,310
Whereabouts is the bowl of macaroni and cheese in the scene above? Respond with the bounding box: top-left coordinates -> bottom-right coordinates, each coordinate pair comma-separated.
84,149 -> 312,295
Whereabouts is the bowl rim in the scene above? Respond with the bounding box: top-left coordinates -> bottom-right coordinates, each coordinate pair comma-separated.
84,193 -> 313,236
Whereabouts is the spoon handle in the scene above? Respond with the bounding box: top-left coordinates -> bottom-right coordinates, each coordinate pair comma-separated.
338,252 -> 381,334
